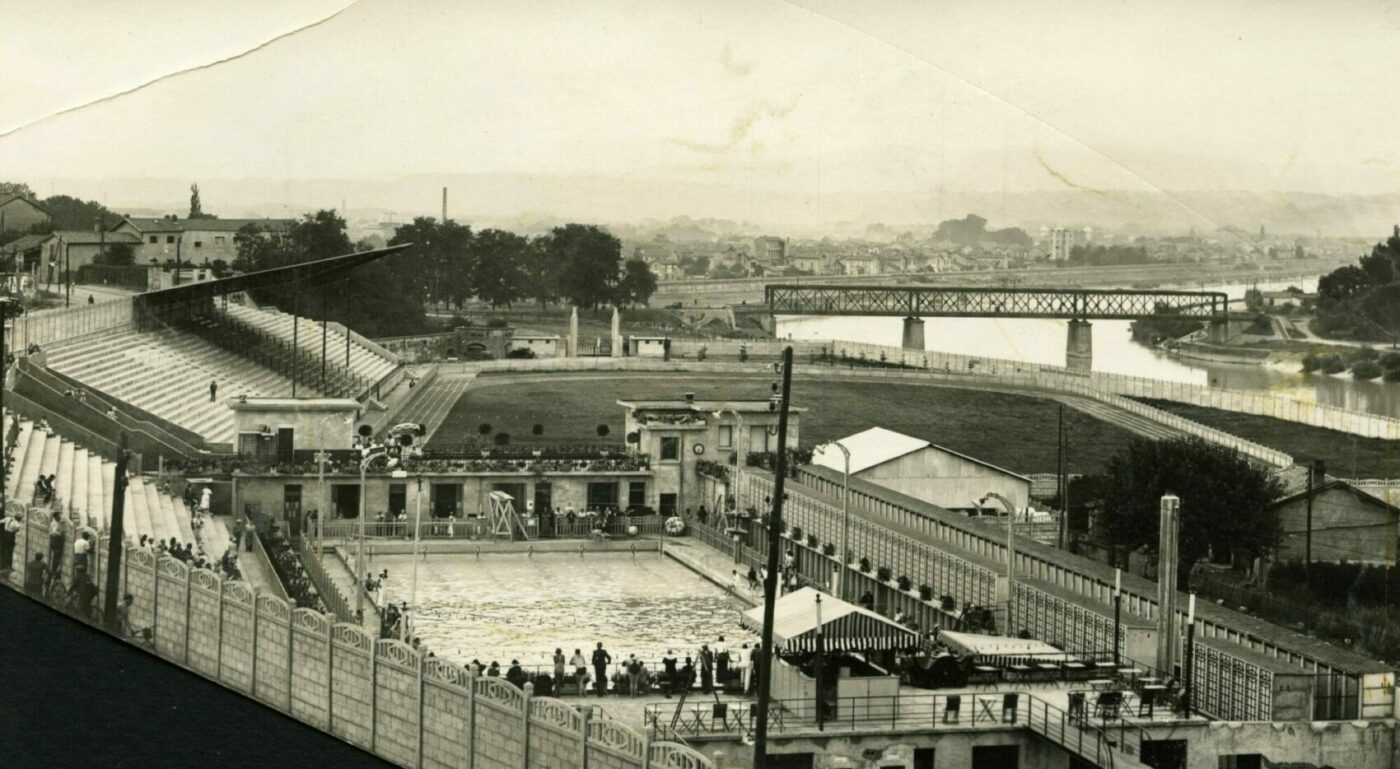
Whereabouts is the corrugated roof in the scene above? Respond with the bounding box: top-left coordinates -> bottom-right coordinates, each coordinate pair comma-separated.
117,216 -> 295,235
813,426 -> 1030,481
44,231 -> 141,245
814,426 -> 929,474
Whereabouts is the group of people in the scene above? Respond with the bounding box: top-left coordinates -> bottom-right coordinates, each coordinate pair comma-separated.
265,537 -> 324,612
471,638 -> 766,699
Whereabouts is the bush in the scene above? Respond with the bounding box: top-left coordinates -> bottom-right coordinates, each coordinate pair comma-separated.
505,348 -> 536,358
1321,355 -> 1346,374
486,318 -> 509,328
1301,353 -> 1321,373
1385,367 -> 1400,383
1349,346 -> 1380,362
1381,352 -> 1400,369
1352,360 -> 1383,380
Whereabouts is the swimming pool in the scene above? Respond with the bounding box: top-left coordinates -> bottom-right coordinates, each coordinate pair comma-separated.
374,552 -> 757,671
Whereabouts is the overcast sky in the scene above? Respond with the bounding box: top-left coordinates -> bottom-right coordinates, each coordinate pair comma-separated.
4,0 -> 1399,223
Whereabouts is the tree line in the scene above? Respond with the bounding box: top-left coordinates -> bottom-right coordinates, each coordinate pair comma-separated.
232,212 -> 659,337
386,218 -> 656,312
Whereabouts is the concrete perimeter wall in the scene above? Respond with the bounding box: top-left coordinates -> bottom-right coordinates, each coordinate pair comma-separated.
6,509 -> 713,769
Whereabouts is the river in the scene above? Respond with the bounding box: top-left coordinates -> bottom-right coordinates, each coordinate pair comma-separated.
777,276 -> 1400,419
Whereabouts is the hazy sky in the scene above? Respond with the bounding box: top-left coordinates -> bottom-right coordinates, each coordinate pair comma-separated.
4,0 -> 1400,223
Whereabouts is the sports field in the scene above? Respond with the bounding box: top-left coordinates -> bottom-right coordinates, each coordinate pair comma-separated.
434,374 -> 1138,475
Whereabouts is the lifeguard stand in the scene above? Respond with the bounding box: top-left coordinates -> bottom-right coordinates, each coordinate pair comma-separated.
488,490 -> 532,541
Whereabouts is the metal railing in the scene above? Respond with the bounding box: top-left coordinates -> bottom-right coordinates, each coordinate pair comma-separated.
297,537 -> 354,622
645,690 -> 1130,765
313,515 -> 668,542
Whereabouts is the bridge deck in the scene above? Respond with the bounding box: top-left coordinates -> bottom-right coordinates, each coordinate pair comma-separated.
766,284 -> 1228,320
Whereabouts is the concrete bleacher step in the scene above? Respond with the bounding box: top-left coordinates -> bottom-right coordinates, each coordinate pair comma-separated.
86,452 -> 105,531
55,441 -> 76,515
127,479 -> 154,545
13,425 -> 45,506
6,420 -> 34,500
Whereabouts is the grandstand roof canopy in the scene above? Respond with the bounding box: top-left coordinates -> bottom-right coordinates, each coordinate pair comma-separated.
137,244 -> 412,307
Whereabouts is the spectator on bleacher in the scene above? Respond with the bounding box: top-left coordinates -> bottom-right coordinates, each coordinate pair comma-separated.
23,552 -> 46,597
74,530 -> 93,575
231,518 -> 245,550
35,474 -> 55,505
0,510 -> 21,572
182,485 -> 197,516
209,380 -> 218,403
199,487 -> 212,516
47,512 -> 64,571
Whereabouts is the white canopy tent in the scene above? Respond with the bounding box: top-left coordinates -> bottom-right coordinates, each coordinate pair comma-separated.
740,587 -> 918,653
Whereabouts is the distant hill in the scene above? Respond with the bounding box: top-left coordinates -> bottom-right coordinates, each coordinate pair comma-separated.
42,174 -> 1400,238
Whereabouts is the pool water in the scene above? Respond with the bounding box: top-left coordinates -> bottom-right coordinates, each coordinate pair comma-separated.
374,553 -> 757,670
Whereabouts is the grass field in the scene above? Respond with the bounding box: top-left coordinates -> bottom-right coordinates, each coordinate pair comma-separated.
433,374 -> 1141,475
1139,398 -> 1400,478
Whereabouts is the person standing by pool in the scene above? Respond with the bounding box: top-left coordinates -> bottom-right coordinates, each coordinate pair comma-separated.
591,642 -> 612,696
739,643 -> 752,693
715,636 -> 730,688
698,644 -> 715,693
570,648 -> 587,686
661,650 -> 678,696
553,648 -> 566,683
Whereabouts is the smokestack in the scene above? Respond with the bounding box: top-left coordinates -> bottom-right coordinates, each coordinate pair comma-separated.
1156,494 -> 1181,675
442,187 -> 448,223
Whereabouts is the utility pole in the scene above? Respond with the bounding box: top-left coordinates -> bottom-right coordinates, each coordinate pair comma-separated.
753,346 -> 794,769
102,432 -> 131,631
1305,459 -> 1325,585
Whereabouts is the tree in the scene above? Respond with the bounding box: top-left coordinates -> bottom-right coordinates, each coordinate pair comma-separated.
232,223 -> 282,273
521,238 -> 561,308
1318,265 -> 1368,303
1087,436 -> 1281,585
617,259 -> 658,307
36,195 -> 110,230
388,217 -> 474,310
933,214 -> 988,246
0,181 -> 34,200
544,224 -> 622,309
188,183 -> 216,219
471,229 -> 528,308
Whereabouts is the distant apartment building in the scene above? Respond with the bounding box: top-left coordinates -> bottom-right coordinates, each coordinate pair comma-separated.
753,236 -> 786,264
37,230 -> 143,283
112,216 -> 295,265
1047,226 -> 1092,261
0,195 -> 50,233
838,254 -> 880,275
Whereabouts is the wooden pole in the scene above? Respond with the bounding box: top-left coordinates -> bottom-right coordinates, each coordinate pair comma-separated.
752,347 -> 794,769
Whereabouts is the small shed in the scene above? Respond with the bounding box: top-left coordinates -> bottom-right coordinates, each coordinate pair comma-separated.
1272,479 -> 1400,565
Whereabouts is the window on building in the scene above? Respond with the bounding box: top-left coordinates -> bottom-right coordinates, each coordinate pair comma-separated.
718,425 -> 733,448
660,436 -> 680,461
193,240 -> 202,248
659,493 -> 678,516
166,235 -> 175,244
148,236 -> 158,244
388,484 -> 406,515
215,236 -> 226,246
628,481 -> 646,508
587,482 -> 619,510
1218,756 -> 1262,769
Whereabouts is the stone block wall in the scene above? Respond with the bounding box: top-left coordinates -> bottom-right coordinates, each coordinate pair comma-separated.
289,609 -> 331,729
9,542 -> 713,769
373,640 -> 422,766
421,660 -> 473,769
254,593 -> 292,710
153,557 -> 190,660
472,677 -> 526,769
218,581 -> 255,693
330,624 -> 374,749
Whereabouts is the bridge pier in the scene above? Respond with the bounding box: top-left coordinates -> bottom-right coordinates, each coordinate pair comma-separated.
1207,318 -> 1233,344
1066,319 -> 1093,372
900,317 -> 925,351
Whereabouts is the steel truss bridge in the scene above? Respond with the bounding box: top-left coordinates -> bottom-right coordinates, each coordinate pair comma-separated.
764,284 -> 1229,320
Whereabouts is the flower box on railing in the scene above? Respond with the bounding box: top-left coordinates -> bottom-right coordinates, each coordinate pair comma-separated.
822,542 -> 835,557
859,557 -> 871,573
877,566 -> 892,582
919,584 -> 933,601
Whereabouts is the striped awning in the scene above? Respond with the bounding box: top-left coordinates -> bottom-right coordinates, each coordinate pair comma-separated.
740,587 -> 918,653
